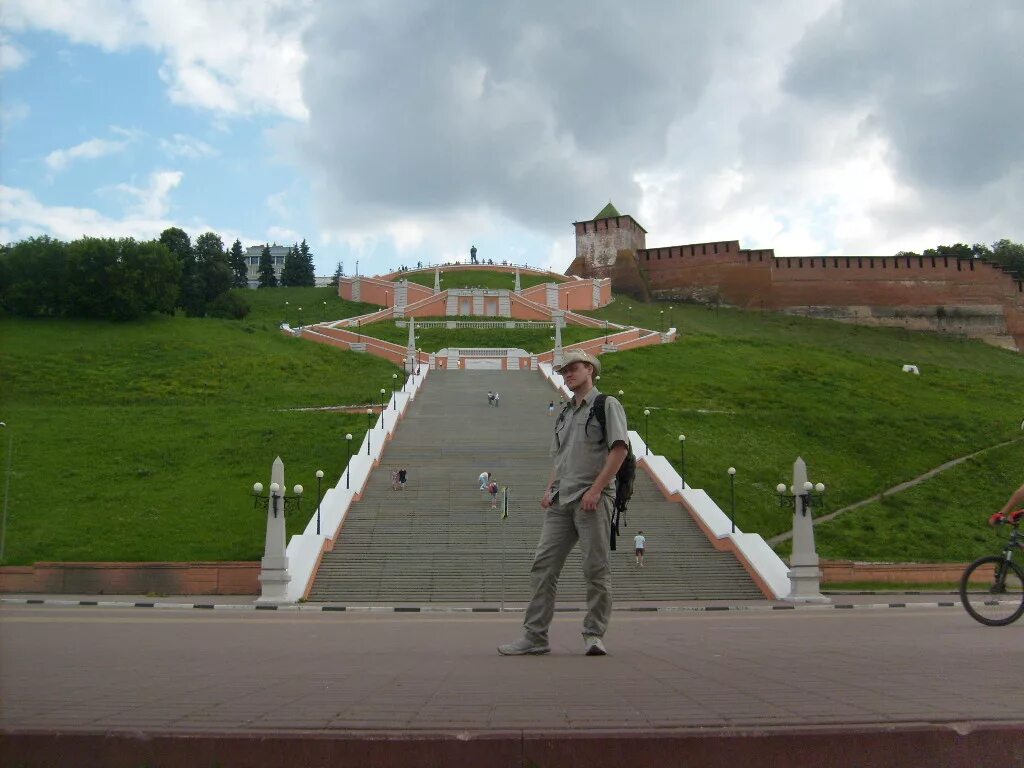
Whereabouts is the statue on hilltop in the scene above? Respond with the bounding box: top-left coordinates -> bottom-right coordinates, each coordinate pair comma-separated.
470,244 -> 478,264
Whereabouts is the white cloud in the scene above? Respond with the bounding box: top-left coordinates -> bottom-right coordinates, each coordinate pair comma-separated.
2,0 -> 312,119
159,133 -> 217,159
0,30 -> 28,71
0,100 -> 30,134
44,136 -> 130,172
266,225 -> 300,244
110,170 -> 183,219
0,183 -> 171,242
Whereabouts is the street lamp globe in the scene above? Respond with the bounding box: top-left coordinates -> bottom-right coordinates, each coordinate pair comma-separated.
679,434 -> 685,442
294,485 -> 303,496
728,467 -> 736,476
803,481 -> 813,491
643,409 -> 650,416
815,482 -> 826,493
315,470 -> 324,480
253,482 -> 264,495
270,482 -> 280,494
345,433 -> 353,441
776,483 -> 787,494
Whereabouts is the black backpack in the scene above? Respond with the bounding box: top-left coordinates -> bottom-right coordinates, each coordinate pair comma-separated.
585,394 -> 636,551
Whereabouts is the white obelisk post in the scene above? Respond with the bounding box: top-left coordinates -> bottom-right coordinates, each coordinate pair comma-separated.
257,456 -> 291,604
786,457 -> 829,603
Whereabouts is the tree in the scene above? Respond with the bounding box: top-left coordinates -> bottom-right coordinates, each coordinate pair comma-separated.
298,238 -> 316,286
0,236 -> 69,316
64,237 -> 119,318
229,239 -> 248,288
257,245 -> 277,288
280,243 -> 301,287
990,239 -> 1024,277
330,260 -> 344,287
194,231 -> 232,307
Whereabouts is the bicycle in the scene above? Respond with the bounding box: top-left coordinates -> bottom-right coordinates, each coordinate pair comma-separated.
959,509 -> 1024,626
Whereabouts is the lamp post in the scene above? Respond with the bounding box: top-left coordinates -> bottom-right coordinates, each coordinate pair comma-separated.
345,433 -> 353,489
284,300 -> 290,326
366,408 -> 373,455
617,389 -> 624,405
251,480 -> 303,519
315,469 -> 324,535
728,467 -> 737,533
776,480 -> 826,517
384,290 -> 389,308
0,422 -> 11,563
297,306 -> 303,328
659,309 -> 664,332
678,434 -> 686,488
604,319 -> 609,343
322,300 -> 327,323
392,373 -> 398,406
380,388 -> 387,412
669,305 -> 674,329
627,305 -> 632,327
643,409 -> 650,456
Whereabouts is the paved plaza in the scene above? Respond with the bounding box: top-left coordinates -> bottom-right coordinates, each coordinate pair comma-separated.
2,600 -> 1022,766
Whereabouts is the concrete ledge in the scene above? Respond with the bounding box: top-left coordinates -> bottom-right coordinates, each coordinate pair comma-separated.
2,722 -> 1021,768
0,562 -> 259,595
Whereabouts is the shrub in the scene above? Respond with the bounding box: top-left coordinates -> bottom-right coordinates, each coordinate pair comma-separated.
207,291 -> 251,320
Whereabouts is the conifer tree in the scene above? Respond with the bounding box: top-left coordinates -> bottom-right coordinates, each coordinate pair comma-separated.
229,239 -> 248,288
298,238 -> 316,286
331,260 -> 344,287
280,243 -> 301,286
257,245 -> 278,288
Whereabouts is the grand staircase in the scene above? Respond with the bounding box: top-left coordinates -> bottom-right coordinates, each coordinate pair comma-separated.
308,370 -> 763,602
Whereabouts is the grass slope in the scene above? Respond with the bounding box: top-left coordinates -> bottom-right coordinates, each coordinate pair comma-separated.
356,317 -> 608,353
3,284 -> 1022,565
583,300 -> 1024,560
0,288 -> 400,565
399,269 -> 557,291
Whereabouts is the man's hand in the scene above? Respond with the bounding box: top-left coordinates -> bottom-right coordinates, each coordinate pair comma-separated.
581,486 -> 602,512
540,490 -> 552,509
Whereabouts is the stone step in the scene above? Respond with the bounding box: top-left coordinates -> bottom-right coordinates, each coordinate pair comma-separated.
308,370 -> 764,602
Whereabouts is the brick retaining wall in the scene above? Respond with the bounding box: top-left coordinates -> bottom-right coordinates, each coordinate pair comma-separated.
819,560 -> 970,584
0,561 -> 259,595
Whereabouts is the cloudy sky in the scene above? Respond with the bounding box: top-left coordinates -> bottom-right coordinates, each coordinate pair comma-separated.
1,0 -> 1021,277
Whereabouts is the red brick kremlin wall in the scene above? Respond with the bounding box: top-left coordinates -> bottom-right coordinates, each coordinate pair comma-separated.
635,247 -> 1024,349
568,212 -> 1024,349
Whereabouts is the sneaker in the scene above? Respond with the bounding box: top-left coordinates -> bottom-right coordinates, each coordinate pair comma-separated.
497,637 -> 550,656
583,635 -> 607,656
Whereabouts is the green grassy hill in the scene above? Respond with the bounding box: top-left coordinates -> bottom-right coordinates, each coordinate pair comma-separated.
2,282 -> 1022,566
398,268 -> 558,291
0,287 -> 400,565
583,300 -> 1024,562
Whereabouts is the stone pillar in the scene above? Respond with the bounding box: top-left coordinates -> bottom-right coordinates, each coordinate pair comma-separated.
514,269 -> 521,293
786,457 -> 830,603
433,268 -> 440,293
406,317 -> 417,373
257,456 -> 291,604
553,320 -> 564,368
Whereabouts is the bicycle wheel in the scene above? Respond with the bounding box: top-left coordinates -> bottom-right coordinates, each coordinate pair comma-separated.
960,556 -> 1024,626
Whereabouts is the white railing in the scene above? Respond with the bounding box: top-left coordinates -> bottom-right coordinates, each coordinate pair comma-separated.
280,367 -> 430,602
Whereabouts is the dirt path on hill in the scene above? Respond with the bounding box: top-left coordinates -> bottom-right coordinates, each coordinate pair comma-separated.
767,436 -> 1024,546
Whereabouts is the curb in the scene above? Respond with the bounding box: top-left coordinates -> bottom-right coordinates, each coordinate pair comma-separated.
0,597 -> 963,613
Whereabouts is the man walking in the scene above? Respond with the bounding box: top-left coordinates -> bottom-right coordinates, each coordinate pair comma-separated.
634,530 -> 646,567
498,350 -> 628,657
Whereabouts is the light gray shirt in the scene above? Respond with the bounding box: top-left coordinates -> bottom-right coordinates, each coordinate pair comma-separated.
549,387 -> 629,505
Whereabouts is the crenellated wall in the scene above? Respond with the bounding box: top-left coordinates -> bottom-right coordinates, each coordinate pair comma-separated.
569,208 -> 1024,350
